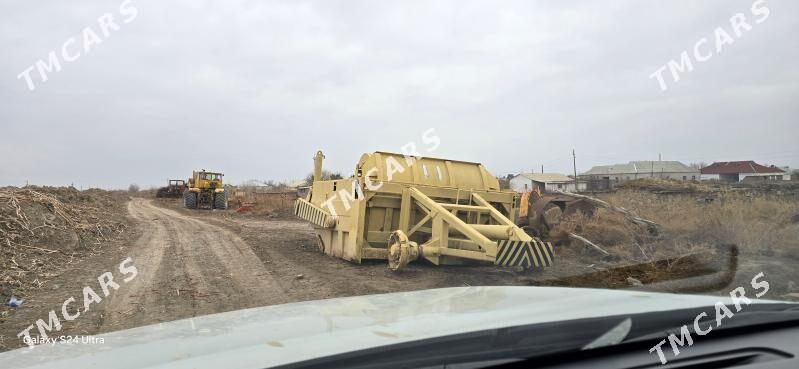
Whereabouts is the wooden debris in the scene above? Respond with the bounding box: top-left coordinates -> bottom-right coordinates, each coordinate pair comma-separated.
0,187 -> 128,296
568,233 -> 610,256
551,189 -> 661,230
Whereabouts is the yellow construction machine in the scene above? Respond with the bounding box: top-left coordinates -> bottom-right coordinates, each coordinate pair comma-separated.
184,170 -> 227,210
294,151 -> 554,271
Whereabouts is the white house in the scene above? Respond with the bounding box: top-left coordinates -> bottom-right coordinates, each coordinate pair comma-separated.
509,173 -> 586,193
581,161 -> 699,182
579,160 -> 699,190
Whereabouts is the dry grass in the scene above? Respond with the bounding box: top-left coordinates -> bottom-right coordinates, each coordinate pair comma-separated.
553,190 -> 799,291
616,177 -> 716,193
230,192 -> 296,216
558,191 -> 799,263
556,206 -> 664,262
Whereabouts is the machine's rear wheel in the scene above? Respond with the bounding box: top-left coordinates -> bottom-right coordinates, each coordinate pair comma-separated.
214,192 -> 227,210
387,230 -> 419,271
184,191 -> 197,209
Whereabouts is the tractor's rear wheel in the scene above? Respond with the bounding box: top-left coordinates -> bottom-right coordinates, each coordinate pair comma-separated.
214,192 -> 227,210
184,191 -> 197,209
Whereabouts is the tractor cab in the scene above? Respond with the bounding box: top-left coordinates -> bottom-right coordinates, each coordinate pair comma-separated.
169,179 -> 186,191
190,171 -> 224,189
156,179 -> 187,198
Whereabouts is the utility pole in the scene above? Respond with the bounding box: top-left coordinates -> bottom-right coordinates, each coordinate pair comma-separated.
541,165 -> 544,173
572,149 -> 578,192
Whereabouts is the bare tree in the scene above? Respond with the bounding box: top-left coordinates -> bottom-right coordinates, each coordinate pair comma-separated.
689,162 -> 708,170
304,171 -> 344,185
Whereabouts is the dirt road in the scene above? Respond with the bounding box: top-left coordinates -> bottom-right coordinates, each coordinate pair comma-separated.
111,199 -> 567,323
101,199 -> 290,331
109,199 -> 524,331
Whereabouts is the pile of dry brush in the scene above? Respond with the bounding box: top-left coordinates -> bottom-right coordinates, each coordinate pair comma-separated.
557,190 -> 799,265
0,187 -> 129,298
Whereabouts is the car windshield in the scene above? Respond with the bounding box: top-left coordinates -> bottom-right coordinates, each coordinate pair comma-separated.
1,1 -> 797,368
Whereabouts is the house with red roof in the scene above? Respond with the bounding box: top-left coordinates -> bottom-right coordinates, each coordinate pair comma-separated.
700,161 -> 789,182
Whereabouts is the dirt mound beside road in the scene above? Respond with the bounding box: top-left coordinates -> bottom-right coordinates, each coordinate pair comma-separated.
0,187 -> 130,302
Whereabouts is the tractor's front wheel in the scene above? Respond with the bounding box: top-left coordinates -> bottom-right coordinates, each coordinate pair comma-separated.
184,191 -> 197,209
214,192 -> 227,210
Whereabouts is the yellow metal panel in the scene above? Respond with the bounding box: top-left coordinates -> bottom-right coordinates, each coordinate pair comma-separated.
300,150 -> 552,270
357,152 -> 500,190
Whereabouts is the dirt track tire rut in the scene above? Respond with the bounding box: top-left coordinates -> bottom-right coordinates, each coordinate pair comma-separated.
100,199 -> 287,332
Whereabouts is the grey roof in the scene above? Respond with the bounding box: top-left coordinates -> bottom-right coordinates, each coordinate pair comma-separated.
581,161 -> 697,176
514,173 -> 574,183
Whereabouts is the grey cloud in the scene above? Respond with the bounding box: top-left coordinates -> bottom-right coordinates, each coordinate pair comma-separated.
1,0 -> 796,188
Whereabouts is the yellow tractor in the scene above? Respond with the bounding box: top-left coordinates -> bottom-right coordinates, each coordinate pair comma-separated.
184,170 -> 227,210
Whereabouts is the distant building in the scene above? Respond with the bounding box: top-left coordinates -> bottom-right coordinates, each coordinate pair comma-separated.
286,179 -> 311,198
580,161 -> 699,190
296,186 -> 311,199
287,179 -> 308,188
700,161 -> 789,182
509,173 -> 586,193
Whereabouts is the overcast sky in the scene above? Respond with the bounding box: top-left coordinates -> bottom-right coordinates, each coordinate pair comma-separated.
1,0 -> 797,189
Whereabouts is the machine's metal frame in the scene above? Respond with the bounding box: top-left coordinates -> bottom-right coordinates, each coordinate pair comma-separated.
295,151 -> 554,270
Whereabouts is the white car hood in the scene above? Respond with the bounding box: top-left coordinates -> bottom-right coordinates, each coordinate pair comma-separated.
0,286 -> 758,368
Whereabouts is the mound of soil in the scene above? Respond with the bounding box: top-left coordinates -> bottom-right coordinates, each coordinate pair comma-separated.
0,186 -> 131,302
